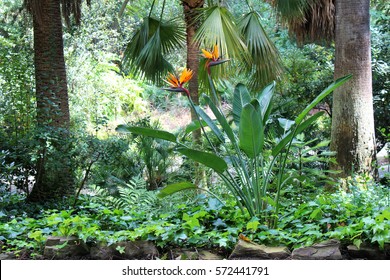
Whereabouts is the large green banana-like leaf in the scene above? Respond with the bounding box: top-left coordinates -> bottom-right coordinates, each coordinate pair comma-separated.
116,124 -> 177,143
158,182 -> 199,198
177,147 -> 228,174
257,81 -> 275,124
233,83 -> 251,126
239,99 -> 264,158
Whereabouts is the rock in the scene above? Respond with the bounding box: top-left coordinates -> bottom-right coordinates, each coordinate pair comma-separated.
229,239 -> 291,260
172,249 -> 224,260
377,143 -> 389,165
43,236 -> 89,259
292,239 -> 342,260
90,240 -> 158,260
347,244 -> 387,259
0,253 -> 16,260
378,165 -> 390,180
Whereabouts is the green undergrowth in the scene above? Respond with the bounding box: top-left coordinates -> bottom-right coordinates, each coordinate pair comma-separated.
0,180 -> 389,258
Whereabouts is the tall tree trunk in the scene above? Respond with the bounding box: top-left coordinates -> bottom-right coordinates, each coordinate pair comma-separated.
330,0 -> 375,177
183,0 -> 204,145
28,0 -> 74,202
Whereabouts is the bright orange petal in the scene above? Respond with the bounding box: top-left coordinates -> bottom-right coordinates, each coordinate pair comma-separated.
179,68 -> 194,84
212,44 -> 219,60
166,72 -> 179,87
201,49 -> 213,59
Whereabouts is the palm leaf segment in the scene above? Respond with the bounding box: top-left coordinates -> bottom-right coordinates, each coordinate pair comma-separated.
238,11 -> 283,89
122,16 -> 186,83
195,5 -> 282,89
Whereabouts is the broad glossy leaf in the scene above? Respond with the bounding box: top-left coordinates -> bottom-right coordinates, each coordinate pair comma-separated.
239,100 -> 264,158
177,147 -> 228,174
257,81 -> 275,123
157,182 -> 198,198
116,124 -> 177,143
233,83 -> 251,126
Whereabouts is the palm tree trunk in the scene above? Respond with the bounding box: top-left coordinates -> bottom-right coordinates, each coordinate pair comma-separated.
28,0 -> 74,202
183,0 -> 204,145
330,0 -> 375,177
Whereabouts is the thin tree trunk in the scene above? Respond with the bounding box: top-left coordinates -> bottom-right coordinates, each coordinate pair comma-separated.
330,0 -> 375,177
28,0 -> 74,202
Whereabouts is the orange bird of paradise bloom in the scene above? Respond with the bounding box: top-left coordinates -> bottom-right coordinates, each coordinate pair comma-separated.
202,44 -> 219,62
164,68 -> 194,96
201,44 -> 229,72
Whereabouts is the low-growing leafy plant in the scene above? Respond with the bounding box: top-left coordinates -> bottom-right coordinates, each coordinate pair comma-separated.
89,176 -> 159,211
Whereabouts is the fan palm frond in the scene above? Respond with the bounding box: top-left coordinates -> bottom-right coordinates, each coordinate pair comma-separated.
239,11 -> 283,89
194,5 -> 251,66
122,16 -> 186,84
269,0 -> 335,45
268,0 -> 308,20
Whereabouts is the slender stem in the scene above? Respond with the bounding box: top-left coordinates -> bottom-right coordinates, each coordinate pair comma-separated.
245,0 -> 253,11
149,0 -> 156,17
160,0 -> 166,20
273,124 -> 301,228
197,187 -> 226,206
208,74 -> 220,106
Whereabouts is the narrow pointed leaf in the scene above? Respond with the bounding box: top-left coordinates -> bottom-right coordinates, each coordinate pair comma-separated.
295,75 -> 352,124
177,147 -> 228,174
158,182 -> 198,198
116,125 -> 177,143
272,112 -> 324,157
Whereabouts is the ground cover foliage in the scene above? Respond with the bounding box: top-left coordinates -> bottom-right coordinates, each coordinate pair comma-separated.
0,176 -> 389,258
0,0 -> 390,258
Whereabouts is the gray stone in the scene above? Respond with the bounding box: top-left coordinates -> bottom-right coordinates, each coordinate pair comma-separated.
172,249 -> 224,260
0,253 -> 16,260
292,239 -> 342,260
43,236 -> 89,259
229,239 -> 291,260
377,143 -> 389,165
378,165 -> 390,180
90,240 -> 159,260
347,244 -> 387,259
